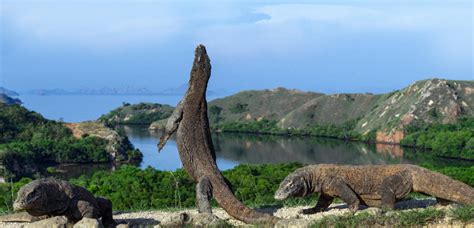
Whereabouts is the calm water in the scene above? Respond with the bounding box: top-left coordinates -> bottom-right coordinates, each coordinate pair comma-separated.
18,95 -> 464,174
121,125 -> 412,171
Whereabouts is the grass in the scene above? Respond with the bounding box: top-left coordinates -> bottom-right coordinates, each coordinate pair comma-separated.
450,205 -> 474,223
310,206 -> 473,227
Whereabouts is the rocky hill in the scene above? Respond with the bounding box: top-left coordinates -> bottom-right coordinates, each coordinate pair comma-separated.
109,78 -> 472,145
208,79 -> 472,142
0,94 -> 22,105
209,87 -> 323,123
63,121 -> 142,163
0,104 -> 142,179
99,102 -> 174,125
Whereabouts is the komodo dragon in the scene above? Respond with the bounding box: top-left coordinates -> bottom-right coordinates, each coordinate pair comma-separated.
13,178 -> 116,227
274,164 -> 474,213
158,45 -> 278,224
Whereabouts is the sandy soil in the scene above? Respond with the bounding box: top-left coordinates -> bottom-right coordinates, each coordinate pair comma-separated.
0,199 -> 472,227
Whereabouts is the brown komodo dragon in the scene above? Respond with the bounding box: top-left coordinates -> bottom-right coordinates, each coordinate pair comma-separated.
274,164 -> 474,213
13,178 -> 116,227
158,45 -> 278,224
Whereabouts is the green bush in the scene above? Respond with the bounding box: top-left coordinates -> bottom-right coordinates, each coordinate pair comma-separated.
229,103 -> 248,114
216,118 -> 368,142
0,104 -> 135,179
401,117 -> 474,159
1,162 -> 471,212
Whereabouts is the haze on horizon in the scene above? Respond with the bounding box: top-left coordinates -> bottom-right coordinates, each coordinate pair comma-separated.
0,0 -> 472,95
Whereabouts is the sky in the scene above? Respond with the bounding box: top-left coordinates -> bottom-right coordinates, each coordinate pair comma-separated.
0,0 -> 472,95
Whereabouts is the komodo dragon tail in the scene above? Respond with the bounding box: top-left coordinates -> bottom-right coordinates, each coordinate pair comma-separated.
209,174 -> 279,225
411,166 -> 474,205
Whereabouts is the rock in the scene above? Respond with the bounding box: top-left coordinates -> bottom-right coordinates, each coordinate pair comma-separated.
164,213 -> 228,227
375,130 -> 404,144
0,212 -> 45,223
73,218 -> 103,228
25,216 -> 70,228
274,218 -> 312,228
63,121 -> 142,163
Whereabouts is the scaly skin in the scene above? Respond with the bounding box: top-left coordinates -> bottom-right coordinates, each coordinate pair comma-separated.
158,45 -> 278,225
13,178 -> 116,227
275,164 -> 474,213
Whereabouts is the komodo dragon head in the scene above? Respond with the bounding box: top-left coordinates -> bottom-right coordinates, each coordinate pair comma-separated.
13,178 -> 69,216
274,169 -> 311,200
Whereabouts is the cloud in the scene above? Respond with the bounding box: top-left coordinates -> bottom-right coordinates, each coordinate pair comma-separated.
1,1 -> 471,69
1,1 -> 268,50
1,2 -> 185,49
196,3 -> 471,63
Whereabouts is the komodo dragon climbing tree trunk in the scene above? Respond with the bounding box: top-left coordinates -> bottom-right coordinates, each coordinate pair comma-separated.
158,45 -> 278,225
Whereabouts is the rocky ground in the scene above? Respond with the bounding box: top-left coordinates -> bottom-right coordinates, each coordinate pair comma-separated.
0,199 -> 472,227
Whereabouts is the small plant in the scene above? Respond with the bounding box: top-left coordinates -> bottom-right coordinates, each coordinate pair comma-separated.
397,207 -> 445,226
450,205 -> 474,223
229,103 -> 248,113
46,167 -> 56,174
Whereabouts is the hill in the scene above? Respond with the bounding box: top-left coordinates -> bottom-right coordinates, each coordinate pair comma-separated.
208,88 -> 323,124
100,78 -> 472,158
0,104 -> 142,180
205,79 -> 473,140
0,94 -> 21,105
0,87 -> 19,96
99,102 -> 174,125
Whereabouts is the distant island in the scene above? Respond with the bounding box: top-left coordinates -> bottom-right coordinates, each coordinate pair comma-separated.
0,87 -> 19,96
26,84 -> 217,96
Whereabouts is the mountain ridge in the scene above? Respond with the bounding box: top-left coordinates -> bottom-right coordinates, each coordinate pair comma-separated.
99,78 -> 473,145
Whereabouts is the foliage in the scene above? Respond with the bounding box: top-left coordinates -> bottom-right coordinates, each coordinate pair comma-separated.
208,105 -> 223,124
218,117 -> 473,159
450,205 -> 474,223
311,207 -> 446,227
0,163 -> 305,212
1,162 -> 471,213
217,119 -> 281,134
0,104 -> 139,180
401,117 -> 474,159
216,119 -> 373,142
99,102 -> 173,125
229,103 -> 248,114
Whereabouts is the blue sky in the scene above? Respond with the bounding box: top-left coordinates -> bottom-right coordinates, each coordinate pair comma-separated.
0,0 -> 472,94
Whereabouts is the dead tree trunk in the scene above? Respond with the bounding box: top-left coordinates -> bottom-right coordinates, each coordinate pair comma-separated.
158,45 -> 278,224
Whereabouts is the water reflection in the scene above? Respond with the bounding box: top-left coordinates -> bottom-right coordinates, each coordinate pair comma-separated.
213,133 -> 409,165
50,125 -> 472,179
121,126 -> 412,170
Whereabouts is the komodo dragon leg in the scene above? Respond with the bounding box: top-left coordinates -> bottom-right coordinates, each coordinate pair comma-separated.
96,197 -> 117,228
75,200 -> 100,223
324,180 -> 360,212
196,176 -> 213,213
300,193 -> 334,214
158,101 -> 183,151
379,172 -> 411,211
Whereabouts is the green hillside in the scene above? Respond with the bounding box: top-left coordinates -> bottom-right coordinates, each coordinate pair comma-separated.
103,78 -> 472,158
356,79 -> 474,135
208,88 -> 323,124
207,79 -> 473,142
0,94 -> 21,105
99,102 -> 174,125
0,104 -> 142,179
